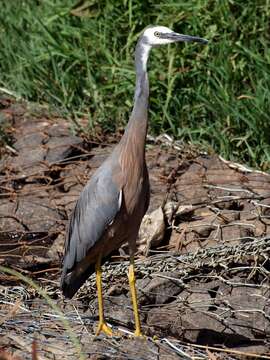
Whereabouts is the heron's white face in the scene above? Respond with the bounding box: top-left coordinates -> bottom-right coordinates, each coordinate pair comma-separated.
141,26 -> 175,46
136,25 -> 207,72
140,25 -> 208,48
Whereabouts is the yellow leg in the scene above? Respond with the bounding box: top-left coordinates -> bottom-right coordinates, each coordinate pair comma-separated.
128,256 -> 143,337
95,258 -> 113,336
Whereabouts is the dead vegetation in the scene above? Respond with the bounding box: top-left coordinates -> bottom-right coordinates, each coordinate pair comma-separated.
0,96 -> 270,359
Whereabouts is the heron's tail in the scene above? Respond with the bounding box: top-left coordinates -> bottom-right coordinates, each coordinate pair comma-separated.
60,264 -> 95,299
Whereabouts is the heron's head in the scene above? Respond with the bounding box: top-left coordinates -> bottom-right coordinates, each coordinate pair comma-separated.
140,25 -> 208,47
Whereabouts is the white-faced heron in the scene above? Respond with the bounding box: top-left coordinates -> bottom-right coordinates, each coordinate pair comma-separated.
60,25 -> 208,336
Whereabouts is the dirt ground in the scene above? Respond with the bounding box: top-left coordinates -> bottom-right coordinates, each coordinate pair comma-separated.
0,96 -> 270,359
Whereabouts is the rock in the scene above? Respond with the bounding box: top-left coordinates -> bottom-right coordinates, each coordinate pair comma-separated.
46,233 -> 65,260
146,276 -> 270,346
97,295 -> 137,328
137,272 -> 183,305
45,135 -> 83,164
1,98 -> 270,358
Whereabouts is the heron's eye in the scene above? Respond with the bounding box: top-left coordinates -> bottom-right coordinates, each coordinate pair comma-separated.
154,31 -> 161,37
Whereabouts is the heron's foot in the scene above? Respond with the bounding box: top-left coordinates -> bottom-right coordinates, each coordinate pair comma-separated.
96,322 -> 113,336
134,328 -> 143,337
127,327 -> 146,339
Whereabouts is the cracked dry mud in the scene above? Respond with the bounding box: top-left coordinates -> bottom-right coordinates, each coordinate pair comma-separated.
0,96 -> 270,359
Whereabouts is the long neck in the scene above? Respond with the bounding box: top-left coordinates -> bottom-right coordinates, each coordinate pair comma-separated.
132,41 -> 150,118
122,40 -> 151,144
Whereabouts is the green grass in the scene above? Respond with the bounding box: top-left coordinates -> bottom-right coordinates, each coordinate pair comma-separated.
0,0 -> 269,170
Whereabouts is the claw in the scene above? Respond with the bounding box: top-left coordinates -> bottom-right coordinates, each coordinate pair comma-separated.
127,329 -> 146,340
96,322 -> 113,336
133,329 -> 145,338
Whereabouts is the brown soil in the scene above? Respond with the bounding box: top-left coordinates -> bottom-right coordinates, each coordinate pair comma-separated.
0,96 -> 270,359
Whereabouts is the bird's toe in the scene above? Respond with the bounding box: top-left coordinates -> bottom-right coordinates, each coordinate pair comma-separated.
95,322 -> 114,336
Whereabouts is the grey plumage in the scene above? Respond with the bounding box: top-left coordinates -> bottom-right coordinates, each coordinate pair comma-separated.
61,155 -> 123,297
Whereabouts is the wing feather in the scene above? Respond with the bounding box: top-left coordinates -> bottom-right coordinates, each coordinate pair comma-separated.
62,163 -> 122,278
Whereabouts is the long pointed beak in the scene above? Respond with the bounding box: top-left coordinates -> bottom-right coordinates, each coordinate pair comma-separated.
161,32 -> 208,44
